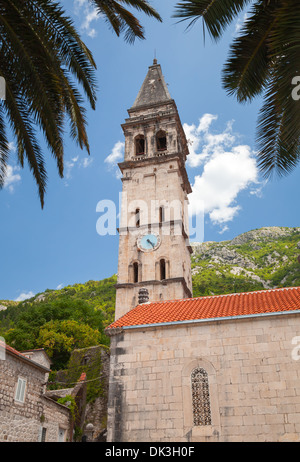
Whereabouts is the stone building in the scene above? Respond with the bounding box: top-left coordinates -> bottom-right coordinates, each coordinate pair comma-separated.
106,60 -> 300,442
0,342 -> 71,442
106,286 -> 300,442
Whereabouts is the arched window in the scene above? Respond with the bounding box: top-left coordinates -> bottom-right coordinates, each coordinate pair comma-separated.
191,368 -> 212,426
160,259 -> 166,280
156,130 -> 167,151
135,135 -> 145,155
133,262 -> 139,283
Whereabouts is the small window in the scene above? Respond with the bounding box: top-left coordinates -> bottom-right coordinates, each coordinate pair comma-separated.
38,427 -> 47,442
135,135 -> 145,155
160,259 -> 166,280
156,130 -> 167,151
135,208 -> 140,228
159,206 -> 164,223
191,368 -> 212,426
133,262 -> 139,283
81,355 -> 90,366
15,377 -> 26,403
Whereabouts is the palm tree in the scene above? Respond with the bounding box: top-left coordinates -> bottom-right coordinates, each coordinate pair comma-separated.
0,0 -> 161,207
174,0 -> 300,177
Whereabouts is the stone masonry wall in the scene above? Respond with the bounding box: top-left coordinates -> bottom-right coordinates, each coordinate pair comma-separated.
0,352 -> 70,442
107,313 -> 300,442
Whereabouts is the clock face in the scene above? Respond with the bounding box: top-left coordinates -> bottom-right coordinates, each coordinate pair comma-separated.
137,233 -> 161,252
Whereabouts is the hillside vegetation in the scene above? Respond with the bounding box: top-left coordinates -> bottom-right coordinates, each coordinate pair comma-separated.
0,227 -> 299,370
0,276 -> 116,369
192,226 -> 300,297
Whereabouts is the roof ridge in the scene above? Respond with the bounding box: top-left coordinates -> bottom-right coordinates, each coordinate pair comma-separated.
136,286 -> 300,308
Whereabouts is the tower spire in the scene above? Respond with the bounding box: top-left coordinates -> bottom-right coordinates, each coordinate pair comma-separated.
131,61 -> 172,110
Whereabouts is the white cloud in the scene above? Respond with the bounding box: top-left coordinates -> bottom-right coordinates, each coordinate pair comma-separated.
185,114 -> 263,231
105,141 -> 124,179
74,0 -> 99,38
65,158 -> 78,180
56,283 -> 64,290
184,114 -> 235,168
218,224 -> 229,235
64,154 -> 93,182
3,164 -> 21,192
3,142 -> 21,192
82,157 -> 93,168
15,291 -> 35,302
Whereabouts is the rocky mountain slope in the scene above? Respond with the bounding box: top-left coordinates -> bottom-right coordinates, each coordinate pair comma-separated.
191,226 -> 300,297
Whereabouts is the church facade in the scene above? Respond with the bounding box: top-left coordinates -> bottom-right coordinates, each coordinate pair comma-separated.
106,61 -> 300,442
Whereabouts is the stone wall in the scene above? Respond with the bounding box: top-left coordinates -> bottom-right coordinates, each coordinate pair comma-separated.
107,312 -> 300,442
0,351 -> 71,442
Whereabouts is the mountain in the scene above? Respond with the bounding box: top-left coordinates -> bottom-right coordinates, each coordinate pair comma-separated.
0,226 -> 299,367
191,226 -> 300,297
2,226 -> 300,323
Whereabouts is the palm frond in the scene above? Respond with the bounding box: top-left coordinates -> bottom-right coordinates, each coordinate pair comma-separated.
222,1 -> 278,102
91,0 -> 161,42
173,0 -> 250,41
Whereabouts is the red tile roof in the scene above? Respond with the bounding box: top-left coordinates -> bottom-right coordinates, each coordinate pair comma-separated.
79,372 -> 86,382
0,340 -> 50,371
107,287 -> 300,330
0,340 -> 28,359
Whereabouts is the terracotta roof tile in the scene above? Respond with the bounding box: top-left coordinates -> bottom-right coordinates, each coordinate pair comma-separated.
0,341 -> 50,371
79,372 -> 86,382
107,287 -> 300,330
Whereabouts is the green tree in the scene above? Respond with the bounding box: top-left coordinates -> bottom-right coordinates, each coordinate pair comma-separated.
0,0 -> 161,207
174,0 -> 300,177
3,298 -> 109,363
37,319 -> 101,369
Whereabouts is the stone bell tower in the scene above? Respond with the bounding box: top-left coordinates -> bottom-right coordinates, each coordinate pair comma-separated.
114,60 -> 193,320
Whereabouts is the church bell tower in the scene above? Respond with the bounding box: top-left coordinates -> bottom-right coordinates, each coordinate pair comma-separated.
115,60 -> 193,320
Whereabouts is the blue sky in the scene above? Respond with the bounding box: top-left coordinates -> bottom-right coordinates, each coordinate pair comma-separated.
0,0 -> 299,301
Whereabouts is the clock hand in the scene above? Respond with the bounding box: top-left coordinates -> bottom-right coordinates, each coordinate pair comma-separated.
147,238 -> 155,248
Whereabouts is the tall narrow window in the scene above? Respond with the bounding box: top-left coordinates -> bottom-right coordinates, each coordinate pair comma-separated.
133,262 -> 139,283
135,135 -> 145,155
159,206 -> 164,223
38,427 -> 47,442
135,208 -> 140,228
15,377 -> 27,403
156,130 -> 167,151
191,368 -> 212,426
160,259 -> 166,280
41,427 -> 47,442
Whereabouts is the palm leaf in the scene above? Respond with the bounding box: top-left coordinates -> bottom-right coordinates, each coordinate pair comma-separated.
91,0 -> 162,42
222,1 -> 278,102
174,0 -> 250,40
